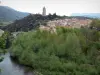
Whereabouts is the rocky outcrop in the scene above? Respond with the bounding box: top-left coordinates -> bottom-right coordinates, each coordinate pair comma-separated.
0,29 -> 4,36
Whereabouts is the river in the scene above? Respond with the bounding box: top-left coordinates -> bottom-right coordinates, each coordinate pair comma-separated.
0,53 -> 34,75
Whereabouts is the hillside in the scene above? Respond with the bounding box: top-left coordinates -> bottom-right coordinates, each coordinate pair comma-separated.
0,13 -> 93,32
0,14 -> 62,32
71,13 -> 100,18
0,6 -> 29,22
0,14 -> 49,32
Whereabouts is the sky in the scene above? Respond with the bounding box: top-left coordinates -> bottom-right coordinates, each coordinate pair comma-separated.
0,0 -> 100,16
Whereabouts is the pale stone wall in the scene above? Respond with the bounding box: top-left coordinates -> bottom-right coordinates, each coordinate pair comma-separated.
0,29 -> 4,37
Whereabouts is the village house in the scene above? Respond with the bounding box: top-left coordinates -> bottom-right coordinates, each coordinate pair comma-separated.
39,18 -> 92,32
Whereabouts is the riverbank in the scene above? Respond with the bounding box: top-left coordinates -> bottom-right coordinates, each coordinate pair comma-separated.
0,53 -> 34,75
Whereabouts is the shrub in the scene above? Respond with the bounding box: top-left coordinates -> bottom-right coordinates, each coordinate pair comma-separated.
11,27 -> 100,75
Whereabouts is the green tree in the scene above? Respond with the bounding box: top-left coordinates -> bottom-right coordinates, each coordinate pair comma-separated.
10,27 -> 100,75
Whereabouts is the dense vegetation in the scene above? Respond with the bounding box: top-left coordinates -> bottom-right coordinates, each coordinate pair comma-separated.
0,31 -> 11,71
0,13 -> 61,32
10,19 -> 100,75
90,19 -> 100,31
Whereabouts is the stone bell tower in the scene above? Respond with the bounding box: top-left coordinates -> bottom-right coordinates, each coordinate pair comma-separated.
42,7 -> 46,16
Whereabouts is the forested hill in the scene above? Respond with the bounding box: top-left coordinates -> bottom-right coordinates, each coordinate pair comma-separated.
0,6 -> 29,22
0,14 -> 62,32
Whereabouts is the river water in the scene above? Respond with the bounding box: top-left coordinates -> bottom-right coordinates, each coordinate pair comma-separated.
0,53 -> 34,75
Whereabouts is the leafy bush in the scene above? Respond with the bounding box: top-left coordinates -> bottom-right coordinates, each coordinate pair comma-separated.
11,27 -> 100,75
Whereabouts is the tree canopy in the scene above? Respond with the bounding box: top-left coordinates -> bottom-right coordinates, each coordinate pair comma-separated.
11,26 -> 100,75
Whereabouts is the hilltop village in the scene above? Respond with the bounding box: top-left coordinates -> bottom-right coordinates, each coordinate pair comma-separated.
40,7 -> 92,32
40,18 -> 92,32
0,7 -> 93,32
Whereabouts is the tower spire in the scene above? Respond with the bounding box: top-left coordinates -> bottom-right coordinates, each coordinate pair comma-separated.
42,6 -> 46,16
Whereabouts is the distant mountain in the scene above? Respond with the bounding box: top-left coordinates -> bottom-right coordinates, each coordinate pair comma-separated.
0,6 -> 30,22
71,13 -> 100,18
